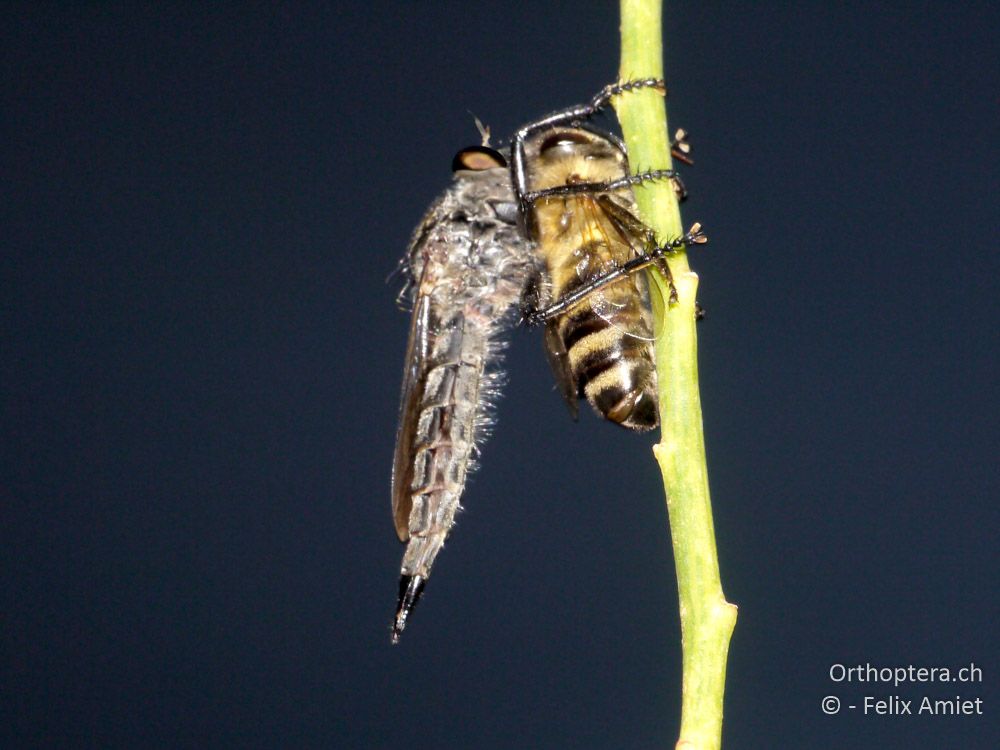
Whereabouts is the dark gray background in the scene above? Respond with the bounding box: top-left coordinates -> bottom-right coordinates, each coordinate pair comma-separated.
4,3 -> 997,748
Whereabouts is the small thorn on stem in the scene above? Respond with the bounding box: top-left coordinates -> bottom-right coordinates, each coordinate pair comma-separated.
670,128 -> 694,165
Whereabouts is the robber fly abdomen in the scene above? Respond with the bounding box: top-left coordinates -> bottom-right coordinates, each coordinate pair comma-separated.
390,147 -> 535,642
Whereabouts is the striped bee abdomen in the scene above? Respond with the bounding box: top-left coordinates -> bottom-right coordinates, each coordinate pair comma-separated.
556,274 -> 658,431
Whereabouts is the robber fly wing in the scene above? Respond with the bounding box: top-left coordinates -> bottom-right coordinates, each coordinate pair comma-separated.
391,281 -> 435,541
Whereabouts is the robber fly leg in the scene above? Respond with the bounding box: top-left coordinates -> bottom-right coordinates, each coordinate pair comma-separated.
589,78 -> 667,112
524,263 -> 632,325
595,198 -> 708,264
595,195 -> 678,303
512,79 -> 667,211
528,220 -> 708,323
519,167 -> 683,207
625,169 -> 688,203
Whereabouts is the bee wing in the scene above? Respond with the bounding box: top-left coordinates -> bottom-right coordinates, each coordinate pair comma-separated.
542,319 -> 580,420
391,287 -> 434,541
575,196 -> 656,342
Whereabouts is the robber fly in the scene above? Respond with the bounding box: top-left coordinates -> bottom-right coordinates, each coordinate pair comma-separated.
390,142 -> 536,643
391,80 -> 704,642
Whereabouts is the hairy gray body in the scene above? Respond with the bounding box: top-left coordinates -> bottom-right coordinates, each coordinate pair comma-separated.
391,164 -> 536,638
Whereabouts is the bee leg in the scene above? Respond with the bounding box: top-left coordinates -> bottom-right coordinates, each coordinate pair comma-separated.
519,273 -> 544,325
655,257 -> 679,305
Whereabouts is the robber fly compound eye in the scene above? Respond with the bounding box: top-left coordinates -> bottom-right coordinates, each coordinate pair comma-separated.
451,146 -> 507,172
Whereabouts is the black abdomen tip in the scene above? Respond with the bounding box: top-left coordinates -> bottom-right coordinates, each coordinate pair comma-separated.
589,371 -> 658,432
391,574 -> 426,644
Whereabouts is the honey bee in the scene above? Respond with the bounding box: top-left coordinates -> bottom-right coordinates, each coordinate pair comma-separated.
391,80 -> 704,642
511,82 -> 700,431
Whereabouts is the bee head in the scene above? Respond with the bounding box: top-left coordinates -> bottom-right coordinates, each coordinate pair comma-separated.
529,127 -> 625,187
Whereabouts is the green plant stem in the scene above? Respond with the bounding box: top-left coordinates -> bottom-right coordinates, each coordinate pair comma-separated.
615,2 -> 738,749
